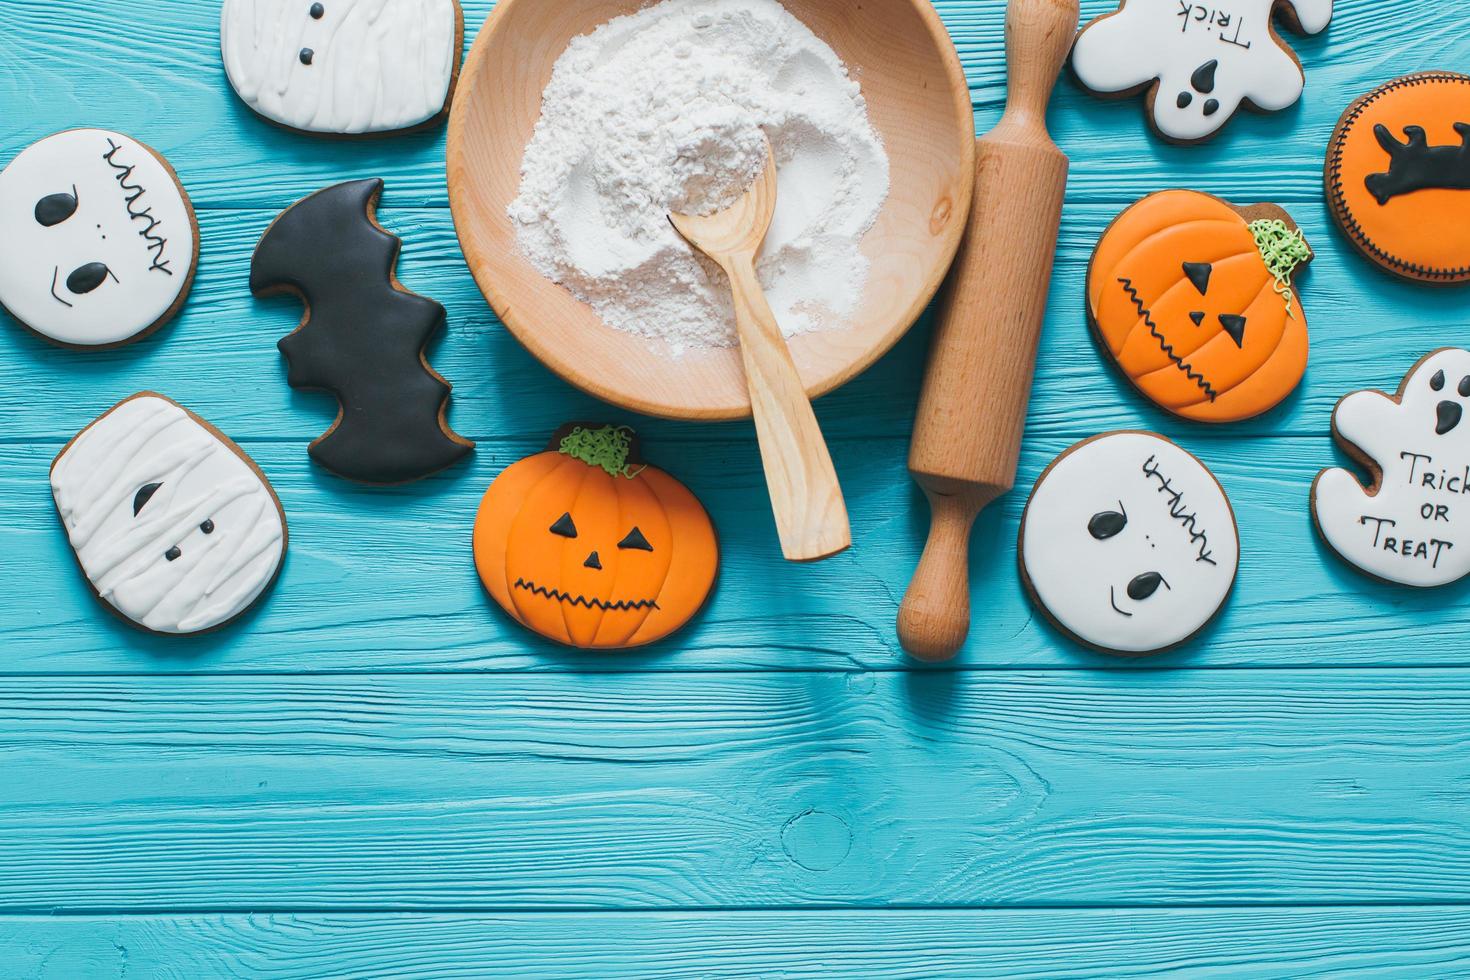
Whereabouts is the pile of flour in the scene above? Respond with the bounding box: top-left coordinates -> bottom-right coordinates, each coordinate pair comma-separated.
508,0 -> 890,352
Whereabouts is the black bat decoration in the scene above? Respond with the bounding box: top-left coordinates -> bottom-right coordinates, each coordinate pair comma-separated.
250,179 -> 473,484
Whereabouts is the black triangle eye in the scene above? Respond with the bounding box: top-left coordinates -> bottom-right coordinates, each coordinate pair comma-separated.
549,512 -> 577,538
1182,262 -> 1212,295
133,482 -> 163,516
1218,313 -> 1247,348
618,526 -> 654,552
36,186 -> 78,227
1088,503 -> 1128,540
1431,370 -> 1446,391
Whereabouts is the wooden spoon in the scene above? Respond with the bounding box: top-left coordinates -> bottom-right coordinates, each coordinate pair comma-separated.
670,145 -> 851,562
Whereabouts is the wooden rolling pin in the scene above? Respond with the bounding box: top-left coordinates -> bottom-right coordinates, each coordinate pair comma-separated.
898,0 -> 1078,662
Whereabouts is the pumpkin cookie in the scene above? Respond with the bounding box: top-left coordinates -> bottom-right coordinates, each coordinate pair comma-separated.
1325,72 -> 1470,283
473,424 -> 719,650
1088,190 -> 1312,423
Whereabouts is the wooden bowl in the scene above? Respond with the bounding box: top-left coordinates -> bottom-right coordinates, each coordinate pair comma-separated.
447,0 -> 975,421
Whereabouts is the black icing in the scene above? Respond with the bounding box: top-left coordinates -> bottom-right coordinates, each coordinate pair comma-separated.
550,512 -> 578,538
1218,313 -> 1247,348
200,519 -> 216,535
1203,99 -> 1220,117
618,526 -> 654,551
1190,60 -> 1218,95
133,482 -> 162,516
251,179 -> 473,484
1432,369 -> 1446,391
1365,123 -> 1470,205
67,262 -> 111,295
310,1 -> 324,16
1177,92 -> 1193,109
1189,311 -> 1206,326
1459,376 -> 1470,398
1182,261 -> 1212,295
165,546 -> 182,562
299,47 -> 315,65
1438,400 -> 1463,436
1088,505 -> 1127,541
35,187 -> 78,227
584,551 -> 603,570
1127,571 -> 1166,601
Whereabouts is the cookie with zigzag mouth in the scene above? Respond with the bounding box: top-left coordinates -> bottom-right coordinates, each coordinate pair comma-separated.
1088,189 -> 1312,423
473,424 -> 718,650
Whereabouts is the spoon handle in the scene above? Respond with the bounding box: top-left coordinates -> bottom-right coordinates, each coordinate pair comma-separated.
723,252 -> 851,562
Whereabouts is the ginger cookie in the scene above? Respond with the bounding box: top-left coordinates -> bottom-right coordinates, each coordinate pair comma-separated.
1325,72 -> 1470,283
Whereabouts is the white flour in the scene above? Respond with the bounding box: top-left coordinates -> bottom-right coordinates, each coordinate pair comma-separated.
508,0 -> 890,352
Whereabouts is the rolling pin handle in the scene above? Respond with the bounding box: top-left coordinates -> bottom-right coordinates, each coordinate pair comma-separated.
898,488 -> 993,662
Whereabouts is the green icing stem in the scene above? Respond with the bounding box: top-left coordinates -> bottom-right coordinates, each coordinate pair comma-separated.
559,425 -> 645,479
1248,218 -> 1312,319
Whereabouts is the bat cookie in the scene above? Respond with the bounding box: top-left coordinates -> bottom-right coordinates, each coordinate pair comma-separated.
1313,349 -> 1470,587
473,424 -> 719,650
1325,72 -> 1470,284
1071,0 -> 1332,143
251,178 -> 473,485
51,393 -> 287,635
1088,189 -> 1312,423
1020,431 -> 1239,656
221,0 -> 464,136
0,129 -> 198,348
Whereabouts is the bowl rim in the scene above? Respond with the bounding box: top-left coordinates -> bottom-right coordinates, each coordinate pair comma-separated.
446,0 -> 976,422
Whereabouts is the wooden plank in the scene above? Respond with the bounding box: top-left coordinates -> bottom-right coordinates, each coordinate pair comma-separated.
7,434 -> 1470,674
5,907 -> 1470,978
2,670 -> 1469,910
0,203 -> 1452,445
0,0 -> 1450,210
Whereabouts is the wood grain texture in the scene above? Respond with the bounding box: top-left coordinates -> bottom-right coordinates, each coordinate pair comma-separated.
6,908 -> 1470,978
3,670 -> 1470,910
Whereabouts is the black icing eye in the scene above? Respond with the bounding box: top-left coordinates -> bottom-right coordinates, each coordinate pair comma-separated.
1189,311 -> 1205,326
1218,313 -> 1247,348
549,512 -> 577,538
200,519 -> 216,535
35,186 -> 78,227
618,527 -> 654,551
1088,502 -> 1128,541
300,47 -> 315,65
1182,262 -> 1212,296
1202,99 -> 1220,117
133,482 -> 162,516
165,546 -> 182,562
310,1 -> 324,16
67,262 -> 112,295
1431,370 -> 1446,391
1459,376 -> 1470,398
1128,571 -> 1167,601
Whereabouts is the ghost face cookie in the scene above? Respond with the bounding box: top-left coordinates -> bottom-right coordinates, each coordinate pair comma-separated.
1089,190 -> 1312,422
1325,72 -> 1470,284
1071,0 -> 1332,143
51,394 -> 287,635
221,0 -> 464,136
0,129 -> 198,348
1020,432 -> 1239,655
1313,349 -> 1470,587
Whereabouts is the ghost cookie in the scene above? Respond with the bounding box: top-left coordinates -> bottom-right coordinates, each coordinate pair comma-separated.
221,0 -> 464,136
1071,0 -> 1332,143
51,394 -> 287,635
1020,432 -> 1239,655
1312,349 -> 1470,587
1325,72 -> 1470,284
1089,190 -> 1313,423
0,129 -> 198,348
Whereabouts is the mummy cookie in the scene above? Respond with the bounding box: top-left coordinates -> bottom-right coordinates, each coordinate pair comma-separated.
1020,432 -> 1239,655
1325,72 -> 1470,283
473,424 -> 719,650
221,0 -> 464,136
1312,350 -> 1470,587
0,129 -> 197,348
1071,0 -> 1332,143
251,179 -> 473,485
51,394 -> 287,635
1088,190 -> 1312,423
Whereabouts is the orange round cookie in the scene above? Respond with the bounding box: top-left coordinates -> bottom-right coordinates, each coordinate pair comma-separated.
473,424 -> 718,650
1087,190 -> 1313,423
1325,72 -> 1470,283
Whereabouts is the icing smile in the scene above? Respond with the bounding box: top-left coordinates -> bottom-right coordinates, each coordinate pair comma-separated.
514,578 -> 659,612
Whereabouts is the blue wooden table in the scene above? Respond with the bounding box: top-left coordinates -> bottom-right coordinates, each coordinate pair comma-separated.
3,0 -> 1470,976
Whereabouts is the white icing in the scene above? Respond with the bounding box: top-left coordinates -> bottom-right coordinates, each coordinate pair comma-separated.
1021,432 -> 1239,654
51,396 -> 286,634
0,129 -> 195,347
1314,349 -> 1470,588
221,0 -> 458,135
1071,0 -> 1332,142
